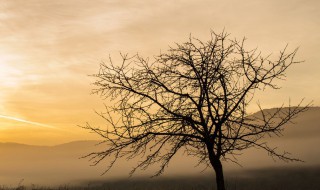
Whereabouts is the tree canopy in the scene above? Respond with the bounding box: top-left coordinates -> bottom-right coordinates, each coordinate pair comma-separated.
84,31 -> 308,190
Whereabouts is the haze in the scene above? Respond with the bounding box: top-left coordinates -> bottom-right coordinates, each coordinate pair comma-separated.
0,0 -> 319,145
0,1 -> 320,188
0,108 -> 320,186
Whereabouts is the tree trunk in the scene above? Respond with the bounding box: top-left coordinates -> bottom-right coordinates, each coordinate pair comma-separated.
211,159 -> 226,190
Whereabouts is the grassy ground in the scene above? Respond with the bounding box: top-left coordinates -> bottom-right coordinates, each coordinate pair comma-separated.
1,166 -> 319,190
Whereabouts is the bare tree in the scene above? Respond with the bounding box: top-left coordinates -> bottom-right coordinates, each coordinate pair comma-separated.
84,31 -> 308,190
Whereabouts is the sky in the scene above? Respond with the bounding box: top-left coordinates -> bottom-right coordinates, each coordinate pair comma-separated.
0,0 -> 319,145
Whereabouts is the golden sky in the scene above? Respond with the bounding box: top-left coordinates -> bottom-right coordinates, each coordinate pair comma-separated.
0,0 -> 319,145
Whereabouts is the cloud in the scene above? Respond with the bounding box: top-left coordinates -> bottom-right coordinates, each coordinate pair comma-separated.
0,0 -> 319,145
0,114 -> 56,129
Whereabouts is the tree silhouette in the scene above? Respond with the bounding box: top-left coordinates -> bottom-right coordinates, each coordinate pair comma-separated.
84,31 -> 308,190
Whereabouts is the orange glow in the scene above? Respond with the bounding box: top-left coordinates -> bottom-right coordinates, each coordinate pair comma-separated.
0,0 -> 319,146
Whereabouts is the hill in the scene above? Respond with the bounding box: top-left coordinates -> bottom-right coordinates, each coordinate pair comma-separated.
0,140 -> 103,186
0,107 -> 319,187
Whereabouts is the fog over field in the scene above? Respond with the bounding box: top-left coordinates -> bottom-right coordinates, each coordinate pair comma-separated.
0,108 -> 319,187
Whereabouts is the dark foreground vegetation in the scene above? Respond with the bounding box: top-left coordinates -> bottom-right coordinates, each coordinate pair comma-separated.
1,166 -> 319,190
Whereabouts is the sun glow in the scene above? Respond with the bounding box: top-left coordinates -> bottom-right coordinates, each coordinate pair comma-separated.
0,52 -> 22,88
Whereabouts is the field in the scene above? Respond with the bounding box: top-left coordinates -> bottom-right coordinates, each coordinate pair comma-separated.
1,166 -> 319,190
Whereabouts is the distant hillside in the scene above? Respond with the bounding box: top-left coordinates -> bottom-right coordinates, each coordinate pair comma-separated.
0,107 -> 319,186
0,140 -> 103,186
251,106 -> 320,139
